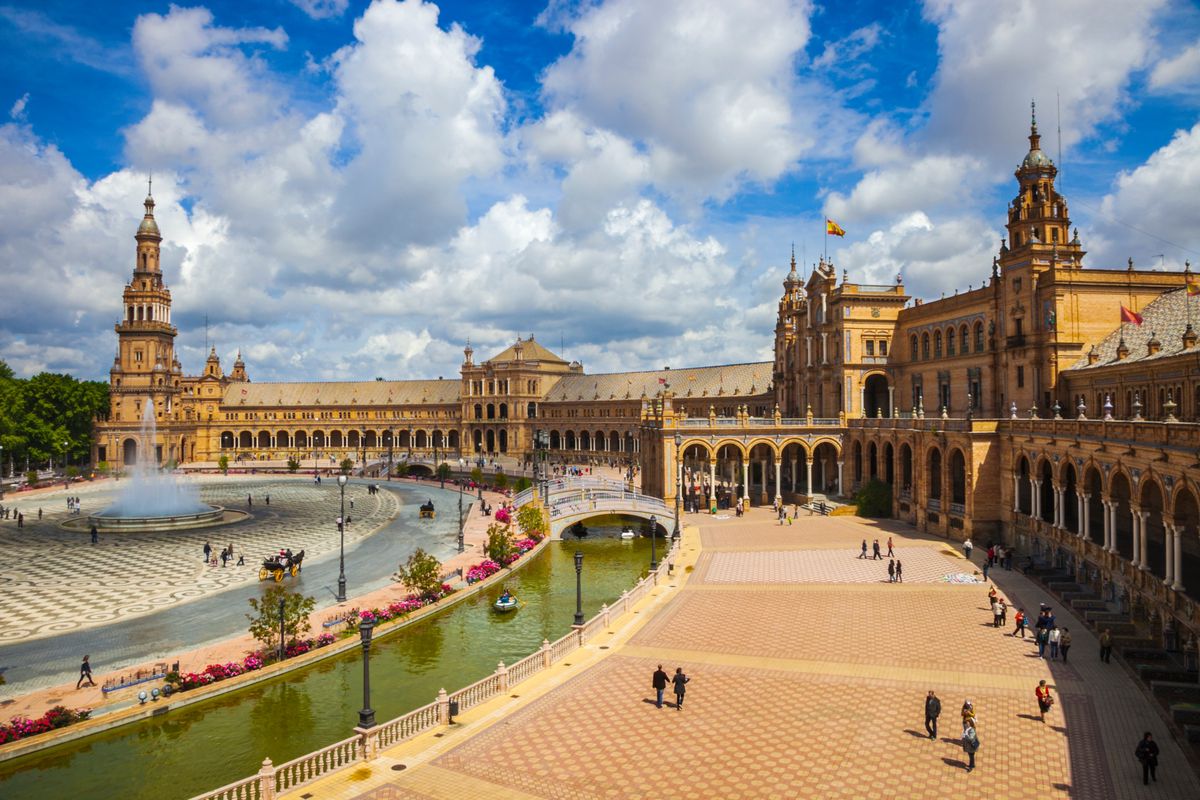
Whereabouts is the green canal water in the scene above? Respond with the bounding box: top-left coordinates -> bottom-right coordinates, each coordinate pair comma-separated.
0,528 -> 654,800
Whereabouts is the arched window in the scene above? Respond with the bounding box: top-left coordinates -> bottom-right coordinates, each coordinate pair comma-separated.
973,322 -> 984,352
960,325 -> 969,353
473,403 -> 482,420
910,335 -> 918,359
527,402 -> 536,418
486,403 -> 495,420
499,403 -> 508,419
934,331 -> 943,358
921,333 -> 930,360
946,328 -> 955,356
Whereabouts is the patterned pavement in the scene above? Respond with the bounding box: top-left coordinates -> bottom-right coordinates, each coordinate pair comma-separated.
290,511 -> 1200,800
0,477 -> 397,642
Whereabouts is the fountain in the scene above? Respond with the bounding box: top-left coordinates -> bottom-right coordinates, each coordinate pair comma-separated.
88,403 -> 226,531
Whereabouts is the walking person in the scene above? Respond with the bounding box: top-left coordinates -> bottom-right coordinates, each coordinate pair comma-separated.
1049,627 -> 1061,660
1135,732 -> 1159,785
90,525 -> 98,544
1036,626 -> 1050,659
872,539 -> 881,560
1060,628 -> 1072,663
1012,608 -> 1026,638
982,559 -> 990,582
961,699 -> 975,732
203,541 -> 212,563
247,494 -> 252,508
924,690 -> 941,739
963,537 -> 973,560
76,655 -> 96,689
999,599 -> 1008,628
1099,628 -> 1113,663
886,537 -> 894,558
672,667 -> 689,710
859,539 -> 868,559
961,718 -> 979,772
887,559 -> 896,583
1035,680 -> 1054,723
651,664 -> 669,708
895,560 -> 903,583
991,598 -> 1002,628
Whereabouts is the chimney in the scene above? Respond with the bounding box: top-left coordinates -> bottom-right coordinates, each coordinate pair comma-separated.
1115,338 -> 1129,361
1146,333 -> 1161,357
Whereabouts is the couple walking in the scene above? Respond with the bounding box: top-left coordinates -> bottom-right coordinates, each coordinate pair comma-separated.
651,664 -> 690,710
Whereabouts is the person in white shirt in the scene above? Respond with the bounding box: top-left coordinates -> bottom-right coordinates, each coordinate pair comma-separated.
1049,627 -> 1062,659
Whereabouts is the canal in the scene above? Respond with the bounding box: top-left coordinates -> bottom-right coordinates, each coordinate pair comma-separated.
0,527 -> 654,800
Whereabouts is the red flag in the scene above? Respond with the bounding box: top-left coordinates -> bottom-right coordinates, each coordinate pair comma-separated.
657,377 -> 667,384
1120,306 -> 1143,325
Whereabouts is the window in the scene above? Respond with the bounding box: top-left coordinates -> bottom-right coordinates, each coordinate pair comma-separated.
910,335 -> 918,359
934,331 -> 943,358
960,326 -> 969,353
879,340 -> 888,356
974,322 -> 984,352
1015,318 -> 1023,337
946,330 -> 955,356
865,340 -> 875,356
1016,365 -> 1025,388
922,333 -> 931,359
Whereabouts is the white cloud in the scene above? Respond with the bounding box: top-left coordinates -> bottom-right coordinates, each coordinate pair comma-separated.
812,22 -> 882,70
9,92 -> 28,119
290,0 -> 350,20
824,153 -> 984,223
1149,39 -> 1200,92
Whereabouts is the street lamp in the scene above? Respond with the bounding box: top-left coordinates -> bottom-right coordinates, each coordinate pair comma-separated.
336,474 -> 348,602
278,597 -> 286,663
358,618 -> 376,728
573,550 -> 584,626
408,426 -> 414,460
673,433 -> 682,543
457,464 -> 465,553
387,429 -> 393,481
649,514 -> 658,571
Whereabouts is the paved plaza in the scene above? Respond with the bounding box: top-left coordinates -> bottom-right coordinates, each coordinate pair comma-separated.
0,477 -> 398,643
285,509 -> 1200,800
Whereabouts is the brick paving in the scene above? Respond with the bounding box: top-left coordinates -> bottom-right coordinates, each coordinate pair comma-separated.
296,510 -> 1200,800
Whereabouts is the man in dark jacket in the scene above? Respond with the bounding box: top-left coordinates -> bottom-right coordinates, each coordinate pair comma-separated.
1136,732 -> 1159,784
924,690 -> 942,739
651,665 -> 669,708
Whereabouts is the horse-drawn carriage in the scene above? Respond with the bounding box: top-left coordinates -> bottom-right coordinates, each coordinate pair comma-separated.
258,550 -> 305,582
419,499 -> 436,519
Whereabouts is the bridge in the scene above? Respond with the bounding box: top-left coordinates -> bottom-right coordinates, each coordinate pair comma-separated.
514,477 -> 673,539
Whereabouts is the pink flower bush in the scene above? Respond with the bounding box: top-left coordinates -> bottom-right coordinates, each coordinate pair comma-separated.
0,706 -> 90,744
317,633 -> 336,646
494,507 -> 511,524
466,559 -> 501,583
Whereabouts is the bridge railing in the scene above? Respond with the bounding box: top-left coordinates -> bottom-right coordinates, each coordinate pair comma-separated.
189,536 -> 682,800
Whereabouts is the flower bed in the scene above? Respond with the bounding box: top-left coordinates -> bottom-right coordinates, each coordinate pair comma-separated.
347,585 -> 455,629
0,706 -> 91,745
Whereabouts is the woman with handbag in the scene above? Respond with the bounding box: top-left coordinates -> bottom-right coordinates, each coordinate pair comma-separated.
961,718 -> 979,772
1036,679 -> 1054,722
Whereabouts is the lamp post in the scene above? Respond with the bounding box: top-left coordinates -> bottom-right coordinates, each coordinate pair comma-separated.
387,429 -> 393,481
408,426 -> 414,461
457,461 -> 465,553
649,513 -> 658,571
278,597 -> 286,663
573,550 -> 584,626
336,474 -> 348,602
361,429 -> 367,477
358,618 -> 376,728
673,433 -> 682,543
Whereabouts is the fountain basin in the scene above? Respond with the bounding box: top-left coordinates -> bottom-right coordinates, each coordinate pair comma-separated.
70,507 -> 243,532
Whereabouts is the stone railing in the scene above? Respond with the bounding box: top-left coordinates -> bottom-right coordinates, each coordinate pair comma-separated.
189,538 -> 680,800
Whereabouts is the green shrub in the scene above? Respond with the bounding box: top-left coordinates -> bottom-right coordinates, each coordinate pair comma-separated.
854,479 -> 892,518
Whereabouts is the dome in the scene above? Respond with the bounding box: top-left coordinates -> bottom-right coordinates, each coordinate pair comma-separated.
1021,148 -> 1053,170
136,194 -> 161,239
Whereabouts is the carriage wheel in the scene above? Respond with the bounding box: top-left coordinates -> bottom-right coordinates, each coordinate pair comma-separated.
290,564 -> 299,577
258,567 -> 268,580
274,568 -> 284,582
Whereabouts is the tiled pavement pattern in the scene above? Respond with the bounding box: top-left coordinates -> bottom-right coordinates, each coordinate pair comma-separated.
695,545 -> 968,584
0,478 -> 397,642
298,512 -> 1200,800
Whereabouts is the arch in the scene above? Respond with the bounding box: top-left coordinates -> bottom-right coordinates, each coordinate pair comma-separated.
550,430 -> 561,450
473,429 -> 483,453
416,430 -> 428,448
499,403 -> 508,419
715,442 -> 747,506
312,430 -> 326,448
485,429 -> 496,453
565,430 -> 576,450
294,430 -> 309,449
431,430 -> 444,449
277,431 -> 291,448
883,442 -> 894,486
399,430 -> 411,448
499,429 -> 508,452
474,404 -> 483,421
748,441 -> 779,502
1109,471 -> 1134,561
220,431 -> 235,449
348,430 -> 361,448
973,321 -> 984,352
921,332 -> 930,360
1139,476 -> 1166,580
899,443 -> 913,491
1084,466 -> 1104,544
123,438 -> 138,466
486,403 -> 496,420
946,327 -> 956,356
330,430 -> 344,448
239,431 -> 254,449
624,431 -> 635,453
812,441 -> 842,496
909,334 -> 918,359
609,431 -> 620,451
365,430 -> 378,448
949,448 -> 966,504
580,431 -> 592,450
595,430 -> 606,452
448,430 -> 460,449
1038,459 -> 1054,523
1062,462 -> 1078,534
959,325 -> 969,354
863,373 -> 890,417
1173,484 -> 1199,596
1017,456 -> 1032,515
868,441 -> 878,480
934,330 -> 943,358
927,447 -> 943,502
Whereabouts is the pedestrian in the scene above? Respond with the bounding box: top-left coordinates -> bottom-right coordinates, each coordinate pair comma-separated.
963,537 -> 973,560
16,513 -> 22,528
1060,628 -> 1072,662
236,552 -> 245,566
1135,731 -> 1159,785
1049,627 -> 1061,659
1036,626 -> 1049,659
265,494 -> 270,506
38,507 -> 43,520
1004,548 -> 1014,570
887,559 -> 896,583
220,547 -> 229,567
961,699 -> 975,729
1099,628 -> 1113,663
651,664 -> 669,708
991,598 -> 1002,628
203,541 -> 212,562
895,560 -> 903,583
76,655 -> 96,689
1012,608 -> 1026,638
999,599 -> 1008,627
247,494 -> 252,508
961,718 -> 979,772
982,559 -> 990,582
924,690 -> 941,739
872,539 -> 881,560
887,537 -> 894,557
90,525 -> 98,544
859,539 -> 868,559
672,667 -> 689,710
1035,680 -> 1054,722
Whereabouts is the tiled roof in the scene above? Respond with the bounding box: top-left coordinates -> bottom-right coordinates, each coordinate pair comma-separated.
543,362 -> 773,402
226,380 -> 461,406
1065,287 -> 1200,370
486,337 -> 566,364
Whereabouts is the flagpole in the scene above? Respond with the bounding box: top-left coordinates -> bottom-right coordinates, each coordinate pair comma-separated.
823,220 -> 828,261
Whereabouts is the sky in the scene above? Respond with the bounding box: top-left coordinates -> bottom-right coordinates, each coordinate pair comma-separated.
1,0 -> 1198,383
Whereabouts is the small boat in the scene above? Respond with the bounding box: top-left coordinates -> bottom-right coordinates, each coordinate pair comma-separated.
493,594 -> 519,613
620,527 -> 636,540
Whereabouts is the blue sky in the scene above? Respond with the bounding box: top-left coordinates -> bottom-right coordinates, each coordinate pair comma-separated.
1,0 -> 1198,382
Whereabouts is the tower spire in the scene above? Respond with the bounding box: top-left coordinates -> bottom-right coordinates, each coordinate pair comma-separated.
1028,99 -> 1041,152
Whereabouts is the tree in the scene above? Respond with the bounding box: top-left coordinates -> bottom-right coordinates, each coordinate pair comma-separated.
247,585 -> 316,657
287,457 -> 300,473
494,471 -> 508,491
514,476 -> 531,493
436,462 -> 451,488
854,479 -> 892,518
470,466 -> 483,485
517,504 -> 546,540
485,522 -> 515,564
339,458 -> 353,475
25,470 -> 38,487
394,463 -> 409,478
395,547 -> 443,599
217,454 -> 230,474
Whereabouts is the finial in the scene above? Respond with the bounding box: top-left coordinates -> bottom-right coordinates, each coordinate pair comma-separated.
1030,99 -> 1037,132
1128,257 -> 1134,271
148,174 -> 153,197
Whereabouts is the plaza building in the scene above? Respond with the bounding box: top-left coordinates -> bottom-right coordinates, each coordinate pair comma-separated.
94,109 -> 1200,639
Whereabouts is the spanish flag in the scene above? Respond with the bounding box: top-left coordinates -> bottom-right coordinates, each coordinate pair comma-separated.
826,218 -> 846,237
1120,305 -> 1143,325
1187,282 -> 1200,296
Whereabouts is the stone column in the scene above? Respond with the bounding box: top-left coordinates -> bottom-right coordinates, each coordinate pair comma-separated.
1130,507 -> 1141,564
859,386 -> 866,419
1107,501 -> 1118,553
1076,492 -> 1086,538
1138,510 -> 1150,570
1163,524 -> 1175,586
774,459 -> 782,502
1052,486 -> 1062,528
709,458 -> 716,502
887,386 -> 895,418
1172,526 -> 1185,592
1031,479 -> 1040,519
836,461 -> 844,496
805,457 -> 813,498
741,459 -> 749,502
1012,475 -> 1020,513
790,457 -> 798,492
